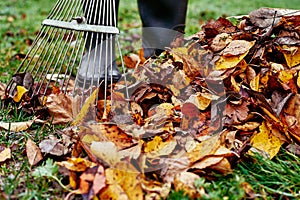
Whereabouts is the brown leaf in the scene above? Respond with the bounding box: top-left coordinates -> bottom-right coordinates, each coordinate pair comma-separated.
173,172 -> 201,198
210,33 -> 232,52
45,93 -> 73,124
79,165 -> 106,199
0,82 -> 6,100
0,119 -> 34,132
0,146 -> 11,163
124,53 -> 140,69
223,100 -> 250,124
202,17 -> 237,38
39,134 -> 73,156
141,179 -> 171,199
26,139 -> 43,166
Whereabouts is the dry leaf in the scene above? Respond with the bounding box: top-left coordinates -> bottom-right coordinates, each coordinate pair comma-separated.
13,86 -> 28,102
208,157 -> 232,174
46,93 -> 73,124
250,121 -> 284,159
215,40 -> 255,70
71,89 -> 98,125
39,136 -> 71,156
210,33 -> 232,52
0,146 -> 11,162
124,53 -> 140,69
173,172 -> 200,198
186,93 -> 211,111
0,82 -> 6,100
187,136 -> 220,163
57,157 -> 97,172
142,179 -> 171,199
279,46 -> 300,68
26,139 -> 43,166
105,162 -> 143,200
79,165 -> 106,199
0,120 -> 34,132
100,183 -> 129,200
91,141 -> 121,166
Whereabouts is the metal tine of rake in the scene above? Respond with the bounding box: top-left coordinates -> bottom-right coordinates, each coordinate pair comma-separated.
72,0 -> 123,120
5,0 -> 129,122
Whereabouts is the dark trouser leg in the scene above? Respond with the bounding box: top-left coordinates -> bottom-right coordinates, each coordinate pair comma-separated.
137,0 -> 188,58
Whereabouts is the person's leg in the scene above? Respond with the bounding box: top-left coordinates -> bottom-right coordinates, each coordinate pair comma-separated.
78,0 -> 121,87
137,0 -> 188,58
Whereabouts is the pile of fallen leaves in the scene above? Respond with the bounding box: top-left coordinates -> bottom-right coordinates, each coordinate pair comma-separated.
1,8 -> 300,199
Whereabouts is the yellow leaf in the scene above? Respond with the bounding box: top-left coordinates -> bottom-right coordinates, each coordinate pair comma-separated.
186,135 -> 220,163
105,162 -> 143,200
81,134 -> 100,145
187,93 -> 211,111
250,74 -> 260,91
0,147 -> 11,162
250,121 -> 284,159
100,184 -> 129,200
57,157 -> 97,172
279,46 -> 300,68
215,55 -> 247,70
215,40 -> 255,70
143,136 -> 163,153
278,70 -> 294,84
146,139 -> 177,159
71,89 -> 98,125
13,86 -> 28,102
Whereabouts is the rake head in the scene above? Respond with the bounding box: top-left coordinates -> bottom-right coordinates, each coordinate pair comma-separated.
5,0 -> 129,122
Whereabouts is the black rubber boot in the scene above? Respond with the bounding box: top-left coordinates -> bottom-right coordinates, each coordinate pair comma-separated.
137,0 -> 188,58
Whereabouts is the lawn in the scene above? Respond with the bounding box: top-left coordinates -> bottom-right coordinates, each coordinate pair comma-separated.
0,0 -> 300,199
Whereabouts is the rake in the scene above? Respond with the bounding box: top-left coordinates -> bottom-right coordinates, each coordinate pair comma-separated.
5,0 -> 129,122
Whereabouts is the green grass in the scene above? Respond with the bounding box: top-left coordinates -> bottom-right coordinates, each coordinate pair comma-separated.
0,0 -> 300,199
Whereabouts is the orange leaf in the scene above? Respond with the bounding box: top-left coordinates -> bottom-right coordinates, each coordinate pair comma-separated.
79,165 -> 106,199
